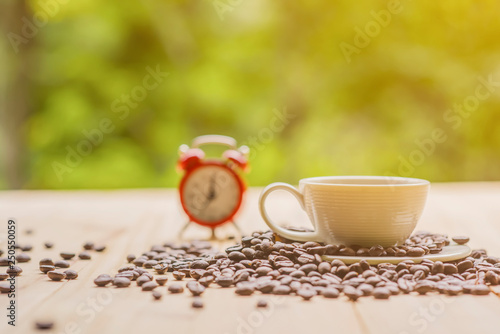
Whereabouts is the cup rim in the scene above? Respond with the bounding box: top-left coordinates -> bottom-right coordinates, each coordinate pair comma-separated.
299,175 -> 430,187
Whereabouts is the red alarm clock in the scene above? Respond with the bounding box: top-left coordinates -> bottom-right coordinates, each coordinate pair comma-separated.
177,135 -> 249,238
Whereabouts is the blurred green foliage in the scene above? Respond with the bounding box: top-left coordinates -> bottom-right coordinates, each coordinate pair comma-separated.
1,0 -> 500,189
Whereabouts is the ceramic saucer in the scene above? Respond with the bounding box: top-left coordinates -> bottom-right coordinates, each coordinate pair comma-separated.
321,244 -> 471,265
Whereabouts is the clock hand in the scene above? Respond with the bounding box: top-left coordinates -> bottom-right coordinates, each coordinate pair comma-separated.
207,173 -> 217,200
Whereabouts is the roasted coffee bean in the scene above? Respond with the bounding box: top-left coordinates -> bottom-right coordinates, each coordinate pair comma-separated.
457,260 -> 473,273
152,290 -> 162,300
216,276 -> 233,287
407,247 -> 425,257
297,289 -> 316,300
94,275 -> 112,287
373,287 -> 391,299
136,275 -> 151,286
339,247 -> 356,256
187,282 -> 206,296
318,262 -> 331,274
40,265 -> 55,274
35,321 -> 54,330
0,273 -> 9,281
228,251 -> 246,262
78,252 -> 91,260
470,285 -> 490,295
127,254 -> 136,263
60,252 -> 75,260
445,285 -> 463,296
44,242 -> 54,249
257,299 -> 268,307
343,286 -> 361,301
143,260 -> 157,268
94,245 -> 106,252
113,277 -> 131,287
443,264 -> 458,275
0,283 -> 12,293
64,269 -> 78,280
54,260 -> 70,268
16,253 -> 31,263
48,270 -> 66,281
192,298 -> 204,308
414,281 -> 435,295
173,271 -> 186,280
273,285 -> 291,295
142,281 -> 159,291
199,276 -> 215,287
21,244 -> 33,252
83,242 -> 94,250
235,284 -> 255,296
431,261 -> 444,274
190,260 -> 210,269
156,276 -> 168,286
452,236 -> 469,245
322,287 -> 340,298
168,283 -> 184,293
0,257 -> 11,266
369,245 -> 385,257
39,258 -> 54,266
7,266 -> 22,277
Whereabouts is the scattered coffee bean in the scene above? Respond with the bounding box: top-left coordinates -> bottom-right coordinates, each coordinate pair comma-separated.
39,258 -> 54,266
64,269 -> 78,280
452,236 -> 470,245
156,276 -> 168,286
54,260 -> 70,268
173,271 -> 186,280
94,275 -> 112,287
48,271 -> 66,281
16,253 -> 31,263
152,290 -> 162,300
470,285 -> 490,295
323,288 -> 340,298
113,277 -> 131,288
0,258 -> 10,266
142,281 -> 159,291
60,252 -> 75,260
127,254 -> 136,263
21,244 -> 33,252
216,276 -> 234,287
35,321 -> 54,330
373,287 -> 390,299
257,299 -> 268,307
168,283 -> 184,294
0,283 -> 11,293
40,265 -> 55,274
297,289 -> 316,300
236,284 -> 255,296
7,266 -> 22,277
83,242 -> 94,250
94,245 -> 106,252
192,297 -> 204,308
187,281 -> 206,296
0,273 -> 9,280
78,252 -> 91,260
44,242 -> 54,249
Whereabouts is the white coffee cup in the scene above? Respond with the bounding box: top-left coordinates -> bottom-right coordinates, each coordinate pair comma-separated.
259,176 -> 430,247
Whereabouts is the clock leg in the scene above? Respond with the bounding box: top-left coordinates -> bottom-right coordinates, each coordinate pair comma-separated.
210,228 -> 217,241
178,220 -> 192,239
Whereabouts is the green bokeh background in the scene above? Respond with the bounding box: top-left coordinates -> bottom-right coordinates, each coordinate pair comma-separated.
1,0 -> 499,189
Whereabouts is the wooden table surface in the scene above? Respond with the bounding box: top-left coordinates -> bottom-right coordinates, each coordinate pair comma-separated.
1,182 -> 500,334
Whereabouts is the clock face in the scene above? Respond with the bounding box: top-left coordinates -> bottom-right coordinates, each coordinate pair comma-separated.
181,164 -> 243,224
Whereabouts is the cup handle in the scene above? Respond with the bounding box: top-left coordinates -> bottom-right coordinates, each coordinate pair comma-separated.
259,182 -> 320,242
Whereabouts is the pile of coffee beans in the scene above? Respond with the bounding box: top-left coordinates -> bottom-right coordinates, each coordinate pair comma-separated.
277,229 -> 451,257
92,230 -> 500,304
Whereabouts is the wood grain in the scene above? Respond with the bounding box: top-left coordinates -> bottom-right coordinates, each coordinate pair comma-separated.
1,183 -> 500,334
